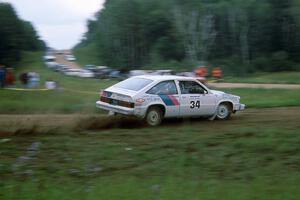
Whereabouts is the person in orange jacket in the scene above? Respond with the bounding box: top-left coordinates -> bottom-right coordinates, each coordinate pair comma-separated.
212,67 -> 222,79
195,66 -> 208,77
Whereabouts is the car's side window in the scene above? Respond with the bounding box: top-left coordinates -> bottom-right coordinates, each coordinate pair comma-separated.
147,81 -> 178,95
179,81 -> 207,94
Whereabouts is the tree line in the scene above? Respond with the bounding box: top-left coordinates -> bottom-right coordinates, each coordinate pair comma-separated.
76,0 -> 300,74
0,2 -> 45,67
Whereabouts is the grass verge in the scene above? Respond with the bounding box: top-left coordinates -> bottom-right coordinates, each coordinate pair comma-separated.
223,72 -> 300,84
0,107 -> 300,199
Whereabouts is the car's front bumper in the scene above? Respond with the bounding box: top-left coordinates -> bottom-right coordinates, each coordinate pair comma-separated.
232,103 -> 246,111
240,104 -> 246,110
96,101 -> 134,115
235,103 -> 246,111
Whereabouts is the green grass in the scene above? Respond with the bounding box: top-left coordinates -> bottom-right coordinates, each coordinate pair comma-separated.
223,72 -> 300,84
1,115 -> 300,199
223,88 -> 300,108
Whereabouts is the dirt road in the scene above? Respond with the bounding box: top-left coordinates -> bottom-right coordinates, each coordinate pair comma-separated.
208,82 -> 300,89
55,50 -> 81,69
0,107 -> 299,132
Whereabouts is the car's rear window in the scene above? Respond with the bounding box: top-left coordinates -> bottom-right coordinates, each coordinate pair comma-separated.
114,78 -> 153,91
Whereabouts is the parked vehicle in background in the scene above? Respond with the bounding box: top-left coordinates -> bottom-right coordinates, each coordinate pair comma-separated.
78,69 -> 95,78
65,55 -> 76,61
96,75 -> 245,126
60,66 -> 70,73
107,70 -> 125,80
150,70 -> 174,75
176,71 -> 195,77
128,70 -> 151,77
91,66 -> 112,79
54,64 -> 67,72
56,51 -> 64,55
46,61 -> 58,69
64,68 -> 81,76
44,55 -> 57,70
84,64 -> 96,71
43,55 -> 55,62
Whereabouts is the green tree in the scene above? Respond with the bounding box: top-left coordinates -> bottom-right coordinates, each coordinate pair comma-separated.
0,2 -> 45,67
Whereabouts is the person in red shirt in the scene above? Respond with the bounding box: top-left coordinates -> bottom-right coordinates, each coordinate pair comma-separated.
5,68 -> 15,86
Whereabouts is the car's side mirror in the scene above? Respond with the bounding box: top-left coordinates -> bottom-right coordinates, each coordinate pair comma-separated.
202,90 -> 208,94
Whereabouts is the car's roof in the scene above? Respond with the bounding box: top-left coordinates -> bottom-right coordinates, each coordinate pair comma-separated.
135,75 -> 197,81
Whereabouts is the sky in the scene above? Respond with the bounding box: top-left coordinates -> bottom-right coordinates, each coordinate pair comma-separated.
2,0 -> 105,49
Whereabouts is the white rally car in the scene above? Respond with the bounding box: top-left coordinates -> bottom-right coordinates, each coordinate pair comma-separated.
96,75 -> 245,126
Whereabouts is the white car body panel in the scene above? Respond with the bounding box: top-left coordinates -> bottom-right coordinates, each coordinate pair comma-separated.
96,75 -> 245,119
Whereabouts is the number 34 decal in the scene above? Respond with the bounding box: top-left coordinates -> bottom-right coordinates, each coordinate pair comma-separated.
190,100 -> 200,109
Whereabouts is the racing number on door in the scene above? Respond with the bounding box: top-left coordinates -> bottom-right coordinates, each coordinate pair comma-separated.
190,100 -> 200,109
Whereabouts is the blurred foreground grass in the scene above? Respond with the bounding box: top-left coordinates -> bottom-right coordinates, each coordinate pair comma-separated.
1,109 -> 300,199
0,52 -> 300,113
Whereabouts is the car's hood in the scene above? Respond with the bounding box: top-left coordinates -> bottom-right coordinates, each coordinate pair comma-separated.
210,90 -> 225,95
211,90 -> 240,102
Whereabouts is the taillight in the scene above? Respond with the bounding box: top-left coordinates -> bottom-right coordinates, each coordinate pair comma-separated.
100,96 -> 110,103
100,96 -> 134,108
119,101 -> 134,108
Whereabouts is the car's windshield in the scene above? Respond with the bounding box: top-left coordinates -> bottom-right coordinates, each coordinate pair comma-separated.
114,77 -> 153,91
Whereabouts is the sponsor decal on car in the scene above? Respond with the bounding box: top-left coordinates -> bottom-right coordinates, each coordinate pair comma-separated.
159,95 -> 180,106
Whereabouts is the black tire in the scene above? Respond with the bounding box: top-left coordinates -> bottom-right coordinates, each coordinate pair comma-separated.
145,107 -> 163,126
215,103 -> 232,120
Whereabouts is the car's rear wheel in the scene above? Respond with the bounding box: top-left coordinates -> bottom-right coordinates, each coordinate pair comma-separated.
216,103 -> 232,120
145,107 -> 163,126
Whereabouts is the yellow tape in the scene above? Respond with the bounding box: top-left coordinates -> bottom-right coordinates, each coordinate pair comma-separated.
5,87 -> 51,91
4,87 -> 98,95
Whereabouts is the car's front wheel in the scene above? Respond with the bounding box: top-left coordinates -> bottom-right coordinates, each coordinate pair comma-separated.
216,103 -> 232,120
145,107 -> 163,126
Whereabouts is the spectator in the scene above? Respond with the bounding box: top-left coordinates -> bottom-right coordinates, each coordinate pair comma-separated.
5,68 -> 15,86
45,80 -> 57,90
0,65 -> 6,88
195,66 -> 208,78
212,67 -> 223,80
20,72 -> 29,87
29,72 -> 40,88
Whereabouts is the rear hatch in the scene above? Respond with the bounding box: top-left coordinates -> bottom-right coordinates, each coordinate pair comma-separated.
100,87 -> 137,108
